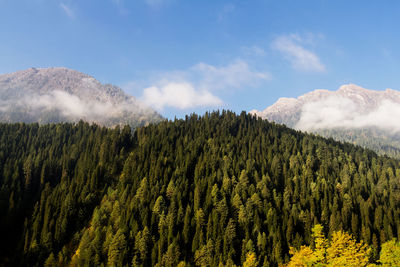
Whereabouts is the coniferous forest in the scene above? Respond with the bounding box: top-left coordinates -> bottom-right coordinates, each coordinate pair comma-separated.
1,111 -> 400,266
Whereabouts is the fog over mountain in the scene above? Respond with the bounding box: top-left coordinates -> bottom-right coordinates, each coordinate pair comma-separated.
252,84 -> 400,132
0,67 -> 162,127
252,84 -> 400,157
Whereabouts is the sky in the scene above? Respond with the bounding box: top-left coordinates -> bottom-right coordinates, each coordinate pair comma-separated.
1,0 -> 400,119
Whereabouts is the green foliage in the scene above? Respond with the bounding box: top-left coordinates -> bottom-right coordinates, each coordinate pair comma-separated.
1,112 -> 400,266
0,121 -> 133,265
316,127 -> 400,159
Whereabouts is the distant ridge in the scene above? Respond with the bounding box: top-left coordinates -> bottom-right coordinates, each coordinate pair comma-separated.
0,67 -> 163,127
251,84 -> 400,157
251,84 -> 400,128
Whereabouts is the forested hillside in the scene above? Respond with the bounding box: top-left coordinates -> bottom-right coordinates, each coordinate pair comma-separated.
0,122 -> 133,266
1,112 -> 400,266
315,127 -> 400,159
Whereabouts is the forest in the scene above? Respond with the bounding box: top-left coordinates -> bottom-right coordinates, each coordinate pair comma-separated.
0,111 -> 400,266
316,127 -> 400,159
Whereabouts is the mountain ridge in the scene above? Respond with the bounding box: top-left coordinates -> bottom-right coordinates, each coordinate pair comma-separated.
252,84 -> 400,126
251,84 -> 400,157
0,67 -> 163,127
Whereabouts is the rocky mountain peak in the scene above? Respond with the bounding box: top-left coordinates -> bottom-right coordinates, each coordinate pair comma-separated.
338,83 -> 367,93
251,84 -> 400,129
249,84 -> 400,158
0,67 -> 162,127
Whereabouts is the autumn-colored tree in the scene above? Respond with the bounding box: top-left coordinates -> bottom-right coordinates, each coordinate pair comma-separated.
287,246 -> 315,267
378,239 -> 400,266
243,252 -> 258,267
326,230 -> 370,266
312,224 -> 327,264
287,224 -> 370,266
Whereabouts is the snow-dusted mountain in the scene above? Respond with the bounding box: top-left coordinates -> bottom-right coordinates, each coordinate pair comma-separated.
0,67 -> 162,127
252,84 -> 400,157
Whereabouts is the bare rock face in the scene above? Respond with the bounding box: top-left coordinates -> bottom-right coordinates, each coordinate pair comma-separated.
0,67 -> 163,127
251,84 -> 400,157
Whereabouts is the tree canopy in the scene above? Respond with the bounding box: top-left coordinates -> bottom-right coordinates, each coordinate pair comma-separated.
0,111 -> 400,266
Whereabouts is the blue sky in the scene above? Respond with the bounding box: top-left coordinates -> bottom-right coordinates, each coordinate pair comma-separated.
1,0 -> 400,119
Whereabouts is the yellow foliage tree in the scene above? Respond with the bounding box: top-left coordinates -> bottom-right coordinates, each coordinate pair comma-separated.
312,224 -> 327,265
326,230 -> 370,266
287,224 -> 371,267
287,246 -> 315,267
378,238 -> 400,266
177,261 -> 188,267
243,252 -> 258,267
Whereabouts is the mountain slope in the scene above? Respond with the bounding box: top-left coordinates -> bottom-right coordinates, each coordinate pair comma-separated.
1,112 -> 400,266
0,67 -> 162,127
252,84 -> 400,157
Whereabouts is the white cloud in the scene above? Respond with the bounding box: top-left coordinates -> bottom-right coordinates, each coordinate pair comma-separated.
60,3 -> 75,19
0,100 -> 9,112
138,60 -> 270,110
141,82 -> 222,110
192,60 -> 271,90
242,45 -> 266,57
28,90 -> 102,118
272,34 -> 325,72
296,96 -> 400,133
0,89 -> 153,124
296,96 -> 357,130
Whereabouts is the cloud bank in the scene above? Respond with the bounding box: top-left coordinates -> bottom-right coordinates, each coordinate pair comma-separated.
192,60 -> 271,90
0,90 -> 154,125
28,90 -> 116,119
296,96 -> 400,133
242,45 -> 266,57
141,82 -> 222,110
272,34 -> 325,72
140,60 -> 270,110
